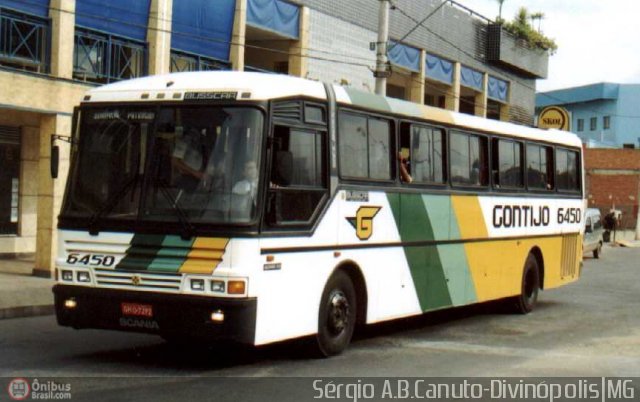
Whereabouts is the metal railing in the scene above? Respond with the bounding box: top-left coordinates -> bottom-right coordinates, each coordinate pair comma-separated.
73,28 -> 147,84
170,50 -> 229,73
0,8 -> 50,73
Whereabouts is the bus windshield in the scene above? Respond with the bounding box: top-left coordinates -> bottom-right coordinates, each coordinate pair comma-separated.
63,106 -> 264,227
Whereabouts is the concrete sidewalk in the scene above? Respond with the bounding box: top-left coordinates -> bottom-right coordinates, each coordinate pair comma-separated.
0,257 -> 54,319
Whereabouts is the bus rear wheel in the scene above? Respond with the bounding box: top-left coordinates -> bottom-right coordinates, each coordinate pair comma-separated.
513,254 -> 540,314
316,270 -> 356,357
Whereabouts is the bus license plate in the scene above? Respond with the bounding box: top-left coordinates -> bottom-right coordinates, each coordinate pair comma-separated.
121,302 -> 153,318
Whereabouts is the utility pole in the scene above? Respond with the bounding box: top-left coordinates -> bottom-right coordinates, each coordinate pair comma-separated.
374,0 -> 391,96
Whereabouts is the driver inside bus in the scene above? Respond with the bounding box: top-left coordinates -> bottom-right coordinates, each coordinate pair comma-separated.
171,127 -> 207,192
232,161 -> 259,202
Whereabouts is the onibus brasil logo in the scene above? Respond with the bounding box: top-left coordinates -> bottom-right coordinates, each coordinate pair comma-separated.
7,378 -> 72,400
7,378 -> 30,400
346,206 -> 382,240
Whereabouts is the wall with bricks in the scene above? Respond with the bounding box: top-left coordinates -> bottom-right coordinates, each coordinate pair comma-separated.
584,148 -> 640,229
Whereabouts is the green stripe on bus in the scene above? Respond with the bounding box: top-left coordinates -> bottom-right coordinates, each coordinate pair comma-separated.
116,234 -> 165,271
422,195 -> 477,305
147,235 -> 195,272
388,193 -> 452,311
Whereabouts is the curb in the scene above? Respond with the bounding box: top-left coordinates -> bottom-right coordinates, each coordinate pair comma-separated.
0,305 -> 55,320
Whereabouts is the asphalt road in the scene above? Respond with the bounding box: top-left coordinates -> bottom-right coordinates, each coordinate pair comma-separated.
1,246 -> 639,401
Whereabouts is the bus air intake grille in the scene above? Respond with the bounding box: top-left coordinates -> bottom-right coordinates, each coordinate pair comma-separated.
94,269 -> 182,292
560,234 -> 578,277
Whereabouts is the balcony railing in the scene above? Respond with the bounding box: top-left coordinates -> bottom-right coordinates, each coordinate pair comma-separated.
0,8 -> 50,73
73,28 -> 147,84
170,51 -> 229,73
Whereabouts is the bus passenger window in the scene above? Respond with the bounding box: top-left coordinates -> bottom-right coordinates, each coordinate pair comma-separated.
526,144 -> 554,190
400,123 -> 446,184
492,139 -> 524,189
338,111 -> 392,181
556,149 -> 580,192
450,131 -> 488,187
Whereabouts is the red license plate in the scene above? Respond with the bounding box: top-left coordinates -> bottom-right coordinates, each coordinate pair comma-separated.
121,302 -> 153,318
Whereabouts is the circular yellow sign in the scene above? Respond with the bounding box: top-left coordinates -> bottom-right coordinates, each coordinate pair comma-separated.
538,106 -> 570,131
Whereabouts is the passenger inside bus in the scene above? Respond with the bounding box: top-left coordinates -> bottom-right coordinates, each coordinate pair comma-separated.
398,150 -> 413,183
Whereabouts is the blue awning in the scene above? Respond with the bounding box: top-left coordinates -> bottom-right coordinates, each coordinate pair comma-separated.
426,53 -> 453,84
0,0 -> 49,18
172,0 -> 235,61
247,0 -> 299,39
488,76 -> 508,102
76,0 -> 150,41
388,41 -> 420,73
460,65 -> 483,91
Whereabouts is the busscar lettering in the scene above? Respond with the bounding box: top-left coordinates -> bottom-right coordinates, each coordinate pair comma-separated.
492,205 -> 550,228
184,91 -> 238,101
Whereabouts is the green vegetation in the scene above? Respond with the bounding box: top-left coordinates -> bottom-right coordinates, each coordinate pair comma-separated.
496,7 -> 558,54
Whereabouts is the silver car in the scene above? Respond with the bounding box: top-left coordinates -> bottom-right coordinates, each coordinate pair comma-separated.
583,208 -> 604,258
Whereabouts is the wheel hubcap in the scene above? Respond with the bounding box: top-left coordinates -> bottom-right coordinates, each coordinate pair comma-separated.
327,291 -> 350,335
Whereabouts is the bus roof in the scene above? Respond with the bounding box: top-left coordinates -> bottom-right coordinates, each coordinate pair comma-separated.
84,71 -> 582,149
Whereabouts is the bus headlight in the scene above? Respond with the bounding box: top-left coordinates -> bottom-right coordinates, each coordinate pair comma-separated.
61,270 -> 73,282
211,280 -> 225,293
77,271 -> 91,283
190,278 -> 205,291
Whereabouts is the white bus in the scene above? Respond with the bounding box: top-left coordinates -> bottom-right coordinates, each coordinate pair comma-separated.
53,72 -> 584,356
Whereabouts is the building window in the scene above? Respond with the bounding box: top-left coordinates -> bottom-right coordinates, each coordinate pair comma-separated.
603,116 -> 611,130
0,126 -> 21,235
170,50 -> 229,72
338,112 -> 392,181
73,28 -> 147,84
590,117 -> 597,131
0,8 -> 50,73
450,131 -> 488,187
577,119 -> 584,132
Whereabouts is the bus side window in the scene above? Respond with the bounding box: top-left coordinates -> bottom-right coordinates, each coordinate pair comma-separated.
267,125 -> 327,226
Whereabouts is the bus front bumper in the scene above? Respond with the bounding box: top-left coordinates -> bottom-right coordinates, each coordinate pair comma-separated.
53,284 -> 257,344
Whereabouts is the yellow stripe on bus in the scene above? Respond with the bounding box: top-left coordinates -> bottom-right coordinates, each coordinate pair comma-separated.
178,238 -> 229,274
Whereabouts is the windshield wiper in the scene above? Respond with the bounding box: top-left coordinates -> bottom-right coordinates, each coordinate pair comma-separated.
157,186 -> 196,240
88,175 -> 139,235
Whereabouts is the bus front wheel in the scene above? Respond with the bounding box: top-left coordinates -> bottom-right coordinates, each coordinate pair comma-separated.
316,270 -> 357,357
513,254 -> 540,314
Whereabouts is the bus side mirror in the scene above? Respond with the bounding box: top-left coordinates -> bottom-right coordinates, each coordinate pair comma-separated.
273,151 -> 293,186
51,144 -> 60,179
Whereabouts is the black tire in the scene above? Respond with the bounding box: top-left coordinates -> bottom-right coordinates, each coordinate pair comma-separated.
513,254 -> 540,314
593,243 -> 602,259
316,270 -> 357,357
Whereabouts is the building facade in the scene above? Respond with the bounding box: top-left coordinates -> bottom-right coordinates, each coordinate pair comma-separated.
584,148 -> 640,230
536,83 -> 640,149
0,0 -> 548,276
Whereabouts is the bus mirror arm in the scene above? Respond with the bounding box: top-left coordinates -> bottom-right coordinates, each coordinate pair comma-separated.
50,134 -> 73,179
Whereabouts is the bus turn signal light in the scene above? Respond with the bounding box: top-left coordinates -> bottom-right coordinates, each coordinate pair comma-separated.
227,280 -> 246,295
